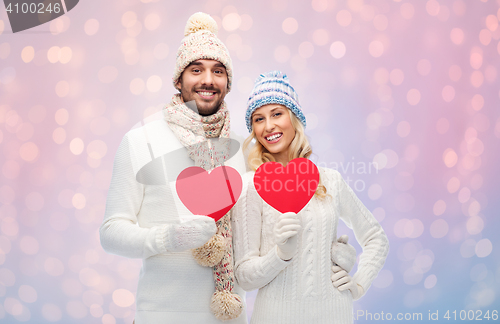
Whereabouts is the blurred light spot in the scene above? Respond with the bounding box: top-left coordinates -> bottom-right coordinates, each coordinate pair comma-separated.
54,108 -> 69,125
479,29 -> 492,46
55,80 -> 70,97
44,257 -> 65,276
0,42 -> 10,59
373,14 -> 388,31
84,19 -> 99,36
18,285 -> 37,303
471,94 -> 484,111
85,250 -> 100,264
426,0 -> 440,16
49,212 -> 70,232
395,194 -> 415,213
430,219 -> 448,238
239,14 -> 253,31
372,269 -> 393,288
336,10 -> 352,27
225,34 -> 242,51
72,193 -> 86,210
475,239 -> 492,258
42,303 -> 62,321
467,216 -> 484,235
298,41 -> 314,58
435,118 -> 449,135
413,250 -> 434,273
52,127 -> 66,144
291,54 -> 307,72
47,46 -> 60,63
470,264 -> 488,282
144,13 -> 161,31
452,0 -> 466,16
282,17 -> 298,34
397,121 -> 410,137
442,148 -> 457,168
394,172 -> 413,191
66,300 -> 87,319
433,200 -> 446,216
153,43 -> 169,60
404,267 -> 423,285
448,65 -> 461,81
19,236 -> 39,255
70,138 -> 84,155
59,47 -> 72,64
274,45 -> 290,63
486,14 -> 498,31
19,142 -> 39,162
130,78 -> 145,95
447,177 -> 460,193
368,40 -> 384,57
470,52 -> 483,70
16,123 -> 34,141
98,66 -> 118,84
441,85 -> 455,102
102,314 -> 116,324
360,5 -> 376,21
470,70 -> 484,88
0,268 -> 15,286
417,59 -> 431,76
329,41 -> 346,59
2,217 -> 19,236
368,184 -> 382,200
312,29 -> 329,46
146,75 -> 162,92
0,66 -> 16,84
79,268 -> 100,287
121,11 -> 137,28
237,44 -> 252,61
21,46 -> 35,63
28,105 -> 46,124
90,117 -> 111,136
373,68 -> 389,85
50,16 -> 70,35
424,274 -> 437,289
400,3 -> 415,19
460,239 -> 476,258
223,13 -> 241,31
406,88 -> 421,105
312,0 -> 328,12
404,289 -> 425,308
90,304 -> 103,317
389,69 -> 404,85
112,289 -> 135,307
484,65 -> 497,82
458,187 -> 471,203
372,207 -> 385,222
0,186 -> 15,204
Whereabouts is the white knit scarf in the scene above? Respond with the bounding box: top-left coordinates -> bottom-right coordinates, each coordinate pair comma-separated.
164,94 -> 231,171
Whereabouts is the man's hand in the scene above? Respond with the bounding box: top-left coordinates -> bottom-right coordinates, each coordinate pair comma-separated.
164,215 -> 217,252
331,265 -> 364,300
274,212 -> 301,261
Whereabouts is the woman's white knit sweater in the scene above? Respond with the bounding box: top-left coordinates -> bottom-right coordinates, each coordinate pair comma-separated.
100,118 -> 247,324
232,168 -> 389,324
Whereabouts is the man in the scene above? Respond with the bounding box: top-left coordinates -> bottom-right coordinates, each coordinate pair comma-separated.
100,12 -> 247,324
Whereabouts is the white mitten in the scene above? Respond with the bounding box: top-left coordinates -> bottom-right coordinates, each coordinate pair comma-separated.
331,265 -> 364,300
163,215 -> 217,252
331,235 -> 357,273
274,212 -> 301,261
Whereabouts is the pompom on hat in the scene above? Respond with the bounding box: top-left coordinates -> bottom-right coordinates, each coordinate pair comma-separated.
245,71 -> 306,132
173,12 -> 233,91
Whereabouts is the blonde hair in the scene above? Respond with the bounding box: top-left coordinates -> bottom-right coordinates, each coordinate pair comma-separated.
243,110 -> 328,199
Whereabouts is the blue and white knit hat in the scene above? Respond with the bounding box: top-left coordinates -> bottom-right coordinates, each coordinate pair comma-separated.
245,71 -> 306,132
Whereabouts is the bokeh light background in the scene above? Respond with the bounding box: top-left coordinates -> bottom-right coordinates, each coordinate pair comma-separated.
1,0 -> 500,323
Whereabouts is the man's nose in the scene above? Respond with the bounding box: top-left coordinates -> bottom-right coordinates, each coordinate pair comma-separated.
201,71 -> 214,85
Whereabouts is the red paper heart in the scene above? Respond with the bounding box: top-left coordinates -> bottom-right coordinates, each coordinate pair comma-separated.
254,158 -> 319,213
176,166 -> 242,222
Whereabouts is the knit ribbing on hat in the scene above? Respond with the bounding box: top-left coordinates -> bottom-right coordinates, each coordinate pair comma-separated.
173,12 -> 233,91
245,71 -> 306,132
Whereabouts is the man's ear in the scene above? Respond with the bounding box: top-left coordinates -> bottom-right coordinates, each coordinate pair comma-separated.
175,80 -> 181,91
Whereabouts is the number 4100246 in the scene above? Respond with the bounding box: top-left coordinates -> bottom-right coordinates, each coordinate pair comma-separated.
5,2 -> 61,14
444,310 -> 498,321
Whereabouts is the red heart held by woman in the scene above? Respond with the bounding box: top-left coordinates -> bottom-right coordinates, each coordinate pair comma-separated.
254,158 -> 319,213
176,166 -> 242,222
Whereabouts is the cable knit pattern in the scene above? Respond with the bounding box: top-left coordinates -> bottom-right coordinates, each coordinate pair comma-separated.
232,168 -> 389,324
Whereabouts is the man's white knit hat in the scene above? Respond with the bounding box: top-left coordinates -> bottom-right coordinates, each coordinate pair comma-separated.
173,12 -> 233,91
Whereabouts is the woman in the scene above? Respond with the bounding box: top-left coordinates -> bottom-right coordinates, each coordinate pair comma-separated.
232,71 -> 389,324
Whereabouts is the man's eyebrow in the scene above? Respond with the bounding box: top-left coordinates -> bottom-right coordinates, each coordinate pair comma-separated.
214,63 -> 226,68
186,61 -> 203,67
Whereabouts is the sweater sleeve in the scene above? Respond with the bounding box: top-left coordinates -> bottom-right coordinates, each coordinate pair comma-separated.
100,134 -> 169,259
333,170 -> 389,299
232,173 -> 290,292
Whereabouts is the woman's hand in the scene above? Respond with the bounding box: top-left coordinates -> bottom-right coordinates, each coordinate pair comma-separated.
274,212 -> 301,261
331,234 -> 357,273
331,265 -> 364,300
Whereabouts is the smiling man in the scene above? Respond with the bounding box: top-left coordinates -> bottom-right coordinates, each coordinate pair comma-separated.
100,12 -> 247,324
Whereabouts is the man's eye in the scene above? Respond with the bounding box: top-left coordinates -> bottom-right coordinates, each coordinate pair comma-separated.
214,70 -> 224,74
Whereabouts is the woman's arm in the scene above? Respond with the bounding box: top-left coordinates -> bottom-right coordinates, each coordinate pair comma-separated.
334,170 -> 389,298
232,174 -> 290,291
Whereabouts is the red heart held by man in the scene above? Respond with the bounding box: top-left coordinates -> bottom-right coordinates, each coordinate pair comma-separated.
254,158 -> 319,214
176,166 -> 242,222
